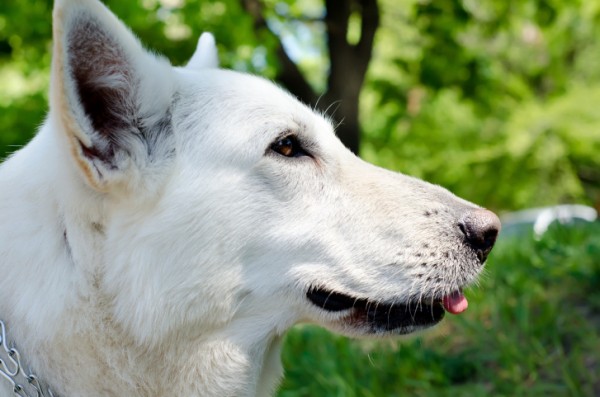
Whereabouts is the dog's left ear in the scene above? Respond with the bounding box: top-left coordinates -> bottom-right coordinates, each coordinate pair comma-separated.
51,0 -> 174,192
186,32 -> 219,70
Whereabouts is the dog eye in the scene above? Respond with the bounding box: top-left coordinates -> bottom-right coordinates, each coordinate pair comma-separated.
270,135 -> 309,158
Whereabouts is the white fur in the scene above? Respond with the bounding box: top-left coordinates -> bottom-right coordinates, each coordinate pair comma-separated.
187,32 -> 219,70
0,1 -> 492,396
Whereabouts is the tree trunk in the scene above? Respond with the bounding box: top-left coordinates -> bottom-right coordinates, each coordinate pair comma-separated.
242,0 -> 379,155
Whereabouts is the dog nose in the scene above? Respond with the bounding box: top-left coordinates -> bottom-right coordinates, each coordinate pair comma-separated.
459,208 -> 501,263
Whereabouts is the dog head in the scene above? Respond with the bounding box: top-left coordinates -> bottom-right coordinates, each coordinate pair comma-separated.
50,0 -> 499,346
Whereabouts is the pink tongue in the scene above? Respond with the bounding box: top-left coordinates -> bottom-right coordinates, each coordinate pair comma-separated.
442,291 -> 468,314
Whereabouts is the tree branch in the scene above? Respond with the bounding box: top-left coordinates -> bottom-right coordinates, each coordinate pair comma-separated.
241,0 -> 318,105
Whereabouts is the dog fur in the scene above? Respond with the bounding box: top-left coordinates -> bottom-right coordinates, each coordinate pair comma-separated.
0,1 -> 499,396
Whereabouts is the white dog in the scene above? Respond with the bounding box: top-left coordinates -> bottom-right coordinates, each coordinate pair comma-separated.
0,0 -> 500,396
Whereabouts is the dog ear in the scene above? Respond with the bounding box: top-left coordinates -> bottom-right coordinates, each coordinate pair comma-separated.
51,0 -> 174,192
186,32 -> 219,70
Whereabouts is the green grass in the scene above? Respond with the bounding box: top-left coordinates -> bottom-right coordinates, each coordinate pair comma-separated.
277,222 -> 600,397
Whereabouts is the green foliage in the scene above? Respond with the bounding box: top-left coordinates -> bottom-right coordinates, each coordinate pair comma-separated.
0,1 -> 52,160
362,0 -> 600,210
279,222 -> 600,396
363,83 -> 600,210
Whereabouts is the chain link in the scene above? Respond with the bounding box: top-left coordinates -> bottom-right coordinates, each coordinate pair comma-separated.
0,321 -> 55,397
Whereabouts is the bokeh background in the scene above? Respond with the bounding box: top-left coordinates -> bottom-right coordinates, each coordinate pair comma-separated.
1,0 -> 599,395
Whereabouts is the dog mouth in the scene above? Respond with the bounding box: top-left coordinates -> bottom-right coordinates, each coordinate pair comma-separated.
306,287 -> 468,334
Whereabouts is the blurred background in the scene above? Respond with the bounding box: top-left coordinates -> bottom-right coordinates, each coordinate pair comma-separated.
1,0 -> 599,395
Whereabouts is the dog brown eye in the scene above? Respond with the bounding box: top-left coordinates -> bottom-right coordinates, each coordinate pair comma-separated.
270,136 -> 308,158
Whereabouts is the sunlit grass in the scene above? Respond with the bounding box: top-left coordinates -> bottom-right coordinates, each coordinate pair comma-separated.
278,222 -> 600,396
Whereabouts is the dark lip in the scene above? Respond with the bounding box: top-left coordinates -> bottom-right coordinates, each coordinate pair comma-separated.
306,287 -> 445,333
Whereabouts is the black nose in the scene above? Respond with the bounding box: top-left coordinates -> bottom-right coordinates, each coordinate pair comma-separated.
459,208 -> 501,263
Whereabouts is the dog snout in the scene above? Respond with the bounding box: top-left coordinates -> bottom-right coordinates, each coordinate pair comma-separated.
458,208 -> 501,263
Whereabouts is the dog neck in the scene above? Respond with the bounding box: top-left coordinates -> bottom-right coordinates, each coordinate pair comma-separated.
0,320 -> 56,397
0,125 -> 286,396
0,316 -> 283,397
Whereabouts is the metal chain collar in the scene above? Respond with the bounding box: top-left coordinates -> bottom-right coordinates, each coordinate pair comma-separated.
0,321 -> 55,397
